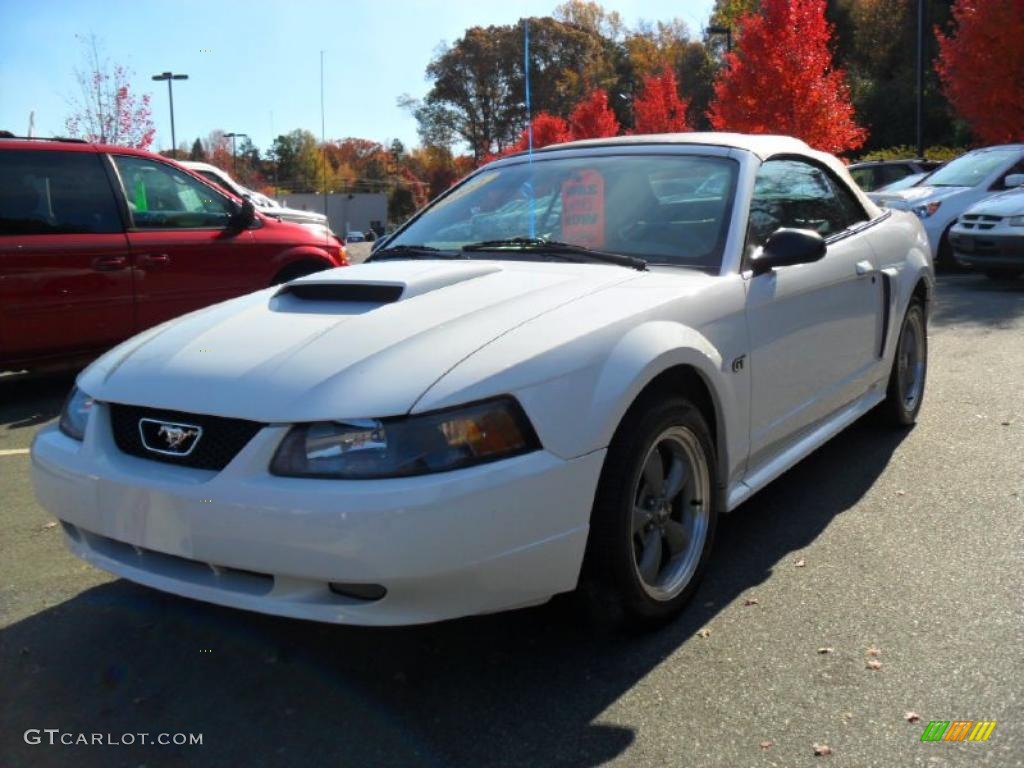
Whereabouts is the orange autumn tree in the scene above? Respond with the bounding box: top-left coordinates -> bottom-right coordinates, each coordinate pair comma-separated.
569,88 -> 621,140
935,0 -> 1024,145
708,0 -> 866,153
633,69 -> 691,134
508,112 -> 572,153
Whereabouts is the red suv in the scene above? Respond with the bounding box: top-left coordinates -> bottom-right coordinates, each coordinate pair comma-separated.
0,138 -> 347,372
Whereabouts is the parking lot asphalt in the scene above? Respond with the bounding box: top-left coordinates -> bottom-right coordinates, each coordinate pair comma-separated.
1,274 -> 1021,768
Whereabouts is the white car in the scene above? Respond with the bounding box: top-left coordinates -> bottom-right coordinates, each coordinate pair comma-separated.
32,134 -> 933,628
949,183 -> 1024,281
871,145 -> 1024,265
178,160 -> 331,231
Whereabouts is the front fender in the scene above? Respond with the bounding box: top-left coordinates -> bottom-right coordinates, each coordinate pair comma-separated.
512,321 -> 747,485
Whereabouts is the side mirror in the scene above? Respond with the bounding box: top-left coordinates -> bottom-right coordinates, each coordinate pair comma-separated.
751,228 -> 827,276
230,198 -> 257,230
1004,174 -> 1024,189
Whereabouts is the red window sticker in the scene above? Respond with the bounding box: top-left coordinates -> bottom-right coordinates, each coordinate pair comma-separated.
561,170 -> 605,248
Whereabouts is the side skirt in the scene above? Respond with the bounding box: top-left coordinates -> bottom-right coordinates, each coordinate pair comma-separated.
725,385 -> 886,512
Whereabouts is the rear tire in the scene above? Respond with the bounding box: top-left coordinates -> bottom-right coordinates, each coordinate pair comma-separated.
879,299 -> 927,427
580,396 -> 719,629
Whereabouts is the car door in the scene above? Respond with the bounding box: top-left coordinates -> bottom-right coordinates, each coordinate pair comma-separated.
744,158 -> 884,469
0,147 -> 132,367
109,153 -> 259,332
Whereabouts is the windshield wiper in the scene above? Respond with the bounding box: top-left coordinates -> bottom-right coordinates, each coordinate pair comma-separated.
370,244 -> 465,261
461,238 -> 647,271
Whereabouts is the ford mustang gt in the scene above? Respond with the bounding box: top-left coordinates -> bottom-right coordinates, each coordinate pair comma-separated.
31,133 -> 933,627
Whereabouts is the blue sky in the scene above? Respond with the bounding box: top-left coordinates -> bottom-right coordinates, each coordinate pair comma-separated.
0,0 -> 715,154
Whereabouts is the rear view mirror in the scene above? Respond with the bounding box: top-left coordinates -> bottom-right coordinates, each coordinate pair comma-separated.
751,228 -> 827,276
1004,174 -> 1024,189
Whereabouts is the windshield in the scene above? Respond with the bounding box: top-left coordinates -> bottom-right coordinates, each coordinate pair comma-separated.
386,153 -> 739,271
881,173 -> 925,191
924,149 -> 1020,188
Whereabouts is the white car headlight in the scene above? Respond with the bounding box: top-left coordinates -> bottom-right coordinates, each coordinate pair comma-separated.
59,386 -> 94,441
912,201 -> 942,219
1009,215 -> 1024,227
270,397 -> 540,479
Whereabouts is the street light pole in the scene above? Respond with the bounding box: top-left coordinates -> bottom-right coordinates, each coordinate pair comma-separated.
707,25 -> 732,55
151,72 -> 188,158
225,132 -> 248,174
915,0 -> 925,158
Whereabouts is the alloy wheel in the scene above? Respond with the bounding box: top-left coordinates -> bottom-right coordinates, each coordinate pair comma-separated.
630,426 -> 710,601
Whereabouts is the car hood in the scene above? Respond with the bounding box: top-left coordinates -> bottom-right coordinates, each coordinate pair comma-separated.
963,187 -> 1024,217
78,260 -> 640,423
873,185 -> 969,210
261,206 -> 328,224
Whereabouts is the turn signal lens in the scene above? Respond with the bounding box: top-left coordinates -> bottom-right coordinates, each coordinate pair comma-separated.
58,386 -> 94,441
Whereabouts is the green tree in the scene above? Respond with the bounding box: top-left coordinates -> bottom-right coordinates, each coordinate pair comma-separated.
270,129 -> 320,192
410,17 -> 620,159
189,138 -> 206,161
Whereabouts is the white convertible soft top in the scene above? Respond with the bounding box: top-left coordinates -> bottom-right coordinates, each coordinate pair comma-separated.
532,131 -> 883,219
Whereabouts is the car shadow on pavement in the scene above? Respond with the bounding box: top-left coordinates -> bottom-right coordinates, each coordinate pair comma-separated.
0,419 -> 908,768
0,371 -> 76,431
931,274 -> 1024,329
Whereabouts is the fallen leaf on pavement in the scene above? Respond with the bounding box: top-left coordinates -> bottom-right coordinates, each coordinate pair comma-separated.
697,628 -> 711,639
905,712 -> 921,723
42,521 -> 57,530
759,740 -> 774,750
744,597 -> 759,607
795,558 -> 806,568
866,659 -> 883,670
895,490 -> 906,496
866,646 -> 881,657
813,743 -> 833,756
817,647 -> 834,654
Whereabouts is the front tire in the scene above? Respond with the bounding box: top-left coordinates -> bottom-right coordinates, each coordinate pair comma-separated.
879,299 -> 927,426
581,397 -> 719,627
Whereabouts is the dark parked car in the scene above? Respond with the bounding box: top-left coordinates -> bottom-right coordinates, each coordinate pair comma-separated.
0,137 -> 347,372
849,159 -> 944,192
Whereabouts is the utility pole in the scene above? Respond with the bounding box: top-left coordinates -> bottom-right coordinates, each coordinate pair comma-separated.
151,72 -> 188,158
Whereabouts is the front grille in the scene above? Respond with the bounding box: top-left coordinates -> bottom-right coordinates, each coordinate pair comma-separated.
959,214 -> 1003,231
109,403 -> 264,470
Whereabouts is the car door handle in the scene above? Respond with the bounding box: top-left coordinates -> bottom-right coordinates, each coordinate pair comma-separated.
91,255 -> 128,271
137,253 -> 171,267
855,260 -> 877,276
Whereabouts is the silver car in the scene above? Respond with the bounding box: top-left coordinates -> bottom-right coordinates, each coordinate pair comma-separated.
950,179 -> 1024,281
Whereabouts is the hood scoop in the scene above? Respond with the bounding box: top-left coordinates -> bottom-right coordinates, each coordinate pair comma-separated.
277,282 -> 405,303
273,261 -> 503,310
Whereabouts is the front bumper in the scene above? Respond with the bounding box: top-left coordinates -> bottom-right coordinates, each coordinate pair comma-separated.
31,403 -> 605,625
950,229 -> 1024,270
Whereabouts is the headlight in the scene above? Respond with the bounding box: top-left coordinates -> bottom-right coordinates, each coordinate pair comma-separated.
1009,215 -> 1024,227
270,397 -> 540,479
59,386 -> 94,441
912,201 -> 942,219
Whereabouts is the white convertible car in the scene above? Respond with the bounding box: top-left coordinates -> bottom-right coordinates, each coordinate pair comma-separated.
32,134 -> 933,627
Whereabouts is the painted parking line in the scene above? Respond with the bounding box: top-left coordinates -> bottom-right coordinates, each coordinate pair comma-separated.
0,448 -> 30,457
